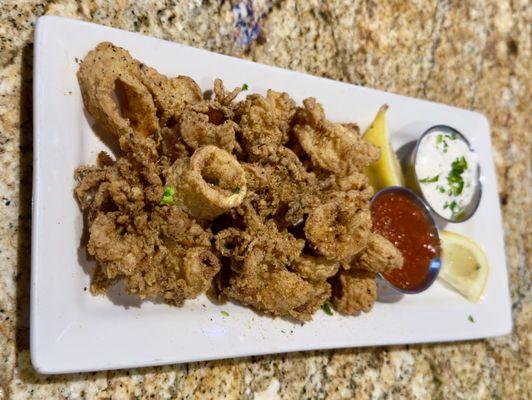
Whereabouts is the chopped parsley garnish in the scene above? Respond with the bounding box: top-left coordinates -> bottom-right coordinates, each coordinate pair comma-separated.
447,156 -> 468,196
468,315 -> 475,323
444,200 -> 458,211
233,186 -> 241,194
241,83 -> 249,91
436,185 -> 446,193
159,185 -> 176,205
321,299 -> 334,316
221,311 -> 229,317
419,174 -> 439,183
436,134 -> 443,145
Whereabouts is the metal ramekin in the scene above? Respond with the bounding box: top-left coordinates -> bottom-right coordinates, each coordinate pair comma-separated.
403,125 -> 482,223
371,186 -> 442,294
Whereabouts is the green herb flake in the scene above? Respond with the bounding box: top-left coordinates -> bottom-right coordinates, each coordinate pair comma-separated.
419,175 -> 439,183
160,185 -> 176,206
221,311 -> 229,317
436,134 -> 443,145
241,83 -> 249,91
468,315 -> 475,323
447,156 -> 468,196
436,185 -> 446,193
233,186 -> 241,194
321,299 -> 334,316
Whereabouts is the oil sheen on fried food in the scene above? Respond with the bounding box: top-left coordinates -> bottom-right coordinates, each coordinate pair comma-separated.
415,131 -> 478,220
370,191 -> 440,291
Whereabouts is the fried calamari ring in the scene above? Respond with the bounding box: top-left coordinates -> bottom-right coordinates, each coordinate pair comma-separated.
332,269 -> 377,315
168,145 -> 247,220
304,193 -> 371,260
293,98 -> 380,175
77,42 -> 159,139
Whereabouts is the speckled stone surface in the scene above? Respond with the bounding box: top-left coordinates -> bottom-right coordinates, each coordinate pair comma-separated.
0,0 -> 530,399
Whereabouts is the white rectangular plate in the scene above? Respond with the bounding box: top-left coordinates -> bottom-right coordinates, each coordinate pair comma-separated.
31,16 -> 512,374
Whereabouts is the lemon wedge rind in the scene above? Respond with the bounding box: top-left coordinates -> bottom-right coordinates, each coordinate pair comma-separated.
439,230 -> 489,303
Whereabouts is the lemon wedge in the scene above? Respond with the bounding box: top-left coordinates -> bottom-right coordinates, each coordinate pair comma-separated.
439,230 -> 489,303
363,105 -> 404,190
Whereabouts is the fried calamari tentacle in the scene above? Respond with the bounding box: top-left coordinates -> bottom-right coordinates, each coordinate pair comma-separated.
77,42 -> 159,139
235,91 -> 296,158
293,98 -> 380,175
304,193 -> 371,260
137,64 -> 202,126
224,259 -> 330,322
179,101 -> 240,153
166,145 -> 247,220
332,269 -> 377,315
351,233 -> 403,274
74,157 -> 146,213
291,255 -> 340,282
214,78 -> 241,106
87,208 -> 214,305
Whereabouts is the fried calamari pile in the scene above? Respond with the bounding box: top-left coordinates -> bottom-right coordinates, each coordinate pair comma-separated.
75,42 -> 403,320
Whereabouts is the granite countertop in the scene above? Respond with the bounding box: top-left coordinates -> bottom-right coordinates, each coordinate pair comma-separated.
0,1 -> 530,399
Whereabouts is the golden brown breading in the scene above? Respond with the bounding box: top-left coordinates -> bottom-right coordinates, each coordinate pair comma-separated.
77,42 -> 159,139
225,264 -> 330,321
293,98 -> 380,175
75,42 -> 398,321
332,269 -> 377,315
235,90 -> 296,158
291,255 -> 340,282
304,192 -> 371,260
87,207 -> 216,305
137,64 -> 202,126
165,145 -> 247,220
320,172 -> 374,202
179,101 -> 240,153
75,155 -> 145,213
352,232 -> 404,274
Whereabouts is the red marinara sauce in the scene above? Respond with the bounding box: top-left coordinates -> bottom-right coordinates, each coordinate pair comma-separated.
371,190 -> 440,291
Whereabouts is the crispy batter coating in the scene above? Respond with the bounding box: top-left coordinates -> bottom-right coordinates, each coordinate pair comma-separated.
225,265 -> 330,321
165,145 -> 247,220
352,232 -> 404,273
77,42 -> 159,139
291,255 -> 340,282
87,208 -> 216,305
75,42 -> 402,321
137,63 -> 202,126
332,269 -> 377,315
293,98 -> 380,176
180,101 -> 240,153
304,192 -> 371,260
235,90 -> 296,158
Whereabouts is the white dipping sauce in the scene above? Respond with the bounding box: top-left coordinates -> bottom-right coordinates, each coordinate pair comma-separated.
415,131 -> 478,220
